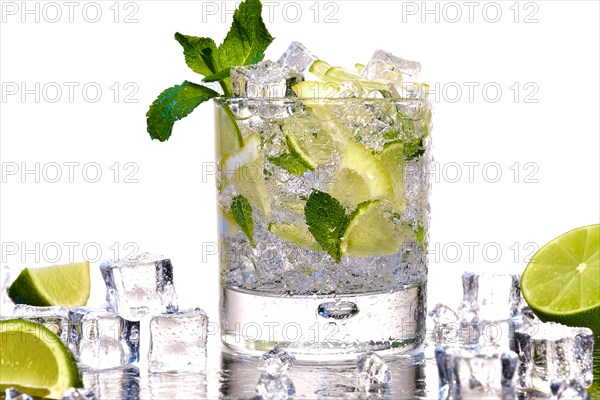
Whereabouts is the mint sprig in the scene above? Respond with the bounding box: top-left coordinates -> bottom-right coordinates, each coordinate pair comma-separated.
305,190 -> 348,262
147,0 -> 274,142
231,195 -> 255,247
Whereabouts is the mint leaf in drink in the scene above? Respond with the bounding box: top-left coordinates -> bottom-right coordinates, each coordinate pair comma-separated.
231,195 -> 255,247
269,152 -> 312,176
305,190 -> 348,262
403,137 -> 425,160
147,81 -> 219,142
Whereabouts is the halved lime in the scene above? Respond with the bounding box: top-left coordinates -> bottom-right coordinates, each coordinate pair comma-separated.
521,224 -> 600,335
377,142 -> 406,212
221,133 -> 271,217
340,201 -> 398,257
8,261 -> 90,307
268,222 -> 321,251
0,319 -> 82,398
329,141 -> 394,206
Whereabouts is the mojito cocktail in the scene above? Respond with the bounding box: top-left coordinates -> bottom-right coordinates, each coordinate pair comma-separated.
216,46 -> 432,359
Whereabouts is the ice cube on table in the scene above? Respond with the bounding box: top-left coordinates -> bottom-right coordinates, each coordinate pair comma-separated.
461,272 -> 522,320
255,372 -> 296,400
231,60 -> 303,98
100,253 -> 178,321
515,322 -> 594,393
361,49 -> 421,84
4,388 -> 33,400
437,345 -> 519,400
13,304 -> 70,344
356,352 -> 392,387
81,365 -> 140,399
69,307 -> 140,370
148,308 -> 208,373
259,347 -> 296,378
429,303 -> 460,345
277,41 -> 318,74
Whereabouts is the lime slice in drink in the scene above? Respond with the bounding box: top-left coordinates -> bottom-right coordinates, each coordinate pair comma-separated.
215,104 -> 243,158
329,141 -> 394,206
268,222 -> 321,251
355,63 -> 366,74
0,319 -> 82,399
521,224 -> 600,335
221,133 -> 271,217
340,201 -> 398,257
8,261 -> 90,307
377,142 -> 406,212
308,60 -> 331,79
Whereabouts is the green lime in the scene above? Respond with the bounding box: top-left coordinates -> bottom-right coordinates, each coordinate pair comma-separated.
521,224 -> 600,335
216,103 -> 243,157
8,261 -> 90,308
377,142 -> 406,213
0,319 -> 82,399
221,133 -> 271,217
268,222 -> 321,251
308,60 -> 331,79
340,201 -> 398,257
329,141 -> 394,206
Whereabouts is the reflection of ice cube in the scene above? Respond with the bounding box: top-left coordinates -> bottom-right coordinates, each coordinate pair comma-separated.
429,303 -> 460,345
100,253 -> 178,321
61,387 -> 96,400
515,322 -> 594,393
255,372 -> 296,400
231,60 -> 303,98
4,388 -> 33,400
148,308 -> 208,373
259,347 -> 296,378
361,49 -> 421,84
146,372 -> 207,399
549,379 -> 590,399
277,41 -> 318,74
461,272 -> 522,320
70,308 -> 140,370
13,304 -> 70,344
356,351 -> 392,387
81,365 -> 140,399
438,345 -> 519,399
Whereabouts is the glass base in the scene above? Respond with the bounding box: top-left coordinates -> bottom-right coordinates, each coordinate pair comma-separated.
220,285 -> 426,362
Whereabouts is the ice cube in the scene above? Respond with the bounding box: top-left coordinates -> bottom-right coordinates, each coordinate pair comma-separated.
148,308 -> 208,373
4,388 -> 33,400
13,304 -> 70,344
81,365 -> 140,399
61,387 -> 96,400
429,303 -> 460,345
1,265 -> 18,316
69,308 -> 140,370
438,345 -> 519,399
259,347 -> 296,378
231,60 -> 303,98
338,80 -> 368,98
461,272 -> 522,320
361,49 -> 421,84
549,379 -> 590,399
356,352 -> 392,386
277,41 -> 318,74
100,253 -> 178,321
515,322 -> 594,392
255,373 -> 296,400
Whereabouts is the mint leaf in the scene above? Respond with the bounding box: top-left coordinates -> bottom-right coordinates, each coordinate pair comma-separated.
231,195 -> 255,247
305,190 -> 348,262
403,136 -> 425,160
269,152 -> 312,176
147,81 -> 219,142
174,33 -> 220,77
202,68 -> 233,83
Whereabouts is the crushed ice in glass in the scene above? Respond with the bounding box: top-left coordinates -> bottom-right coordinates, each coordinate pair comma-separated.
100,252 -> 178,321
13,304 -> 70,344
69,307 -> 140,370
231,60 -> 303,98
255,373 -> 296,400
356,352 -> 392,386
148,308 -> 208,373
277,41 -> 318,74
259,347 -> 296,378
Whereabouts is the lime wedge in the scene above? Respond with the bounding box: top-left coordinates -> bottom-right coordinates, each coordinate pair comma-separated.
268,222 -> 321,251
308,60 -> 331,79
377,142 -> 406,212
521,224 -> 600,335
355,63 -> 366,74
0,319 -> 82,399
8,261 -> 90,307
221,133 -> 271,217
329,141 -> 394,206
340,201 -> 398,257
215,104 -> 243,158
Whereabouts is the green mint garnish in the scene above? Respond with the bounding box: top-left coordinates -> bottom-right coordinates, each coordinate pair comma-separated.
269,152 -> 312,176
403,136 -> 425,160
147,0 -> 274,141
305,190 -> 348,262
231,195 -> 255,247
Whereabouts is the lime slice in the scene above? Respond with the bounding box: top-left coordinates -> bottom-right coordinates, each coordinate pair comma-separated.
8,261 -> 90,307
268,222 -> 321,251
521,224 -> 600,335
329,141 -> 394,206
308,60 -> 331,79
215,103 -> 243,158
323,66 -> 387,92
377,142 -> 406,212
340,201 -> 398,257
221,133 -> 271,217
355,63 -> 366,74
0,319 -> 82,398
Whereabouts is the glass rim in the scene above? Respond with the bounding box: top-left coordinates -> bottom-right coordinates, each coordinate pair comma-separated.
213,96 -> 431,104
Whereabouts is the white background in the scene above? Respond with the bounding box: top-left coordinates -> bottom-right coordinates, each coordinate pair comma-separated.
1,1 -> 599,327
